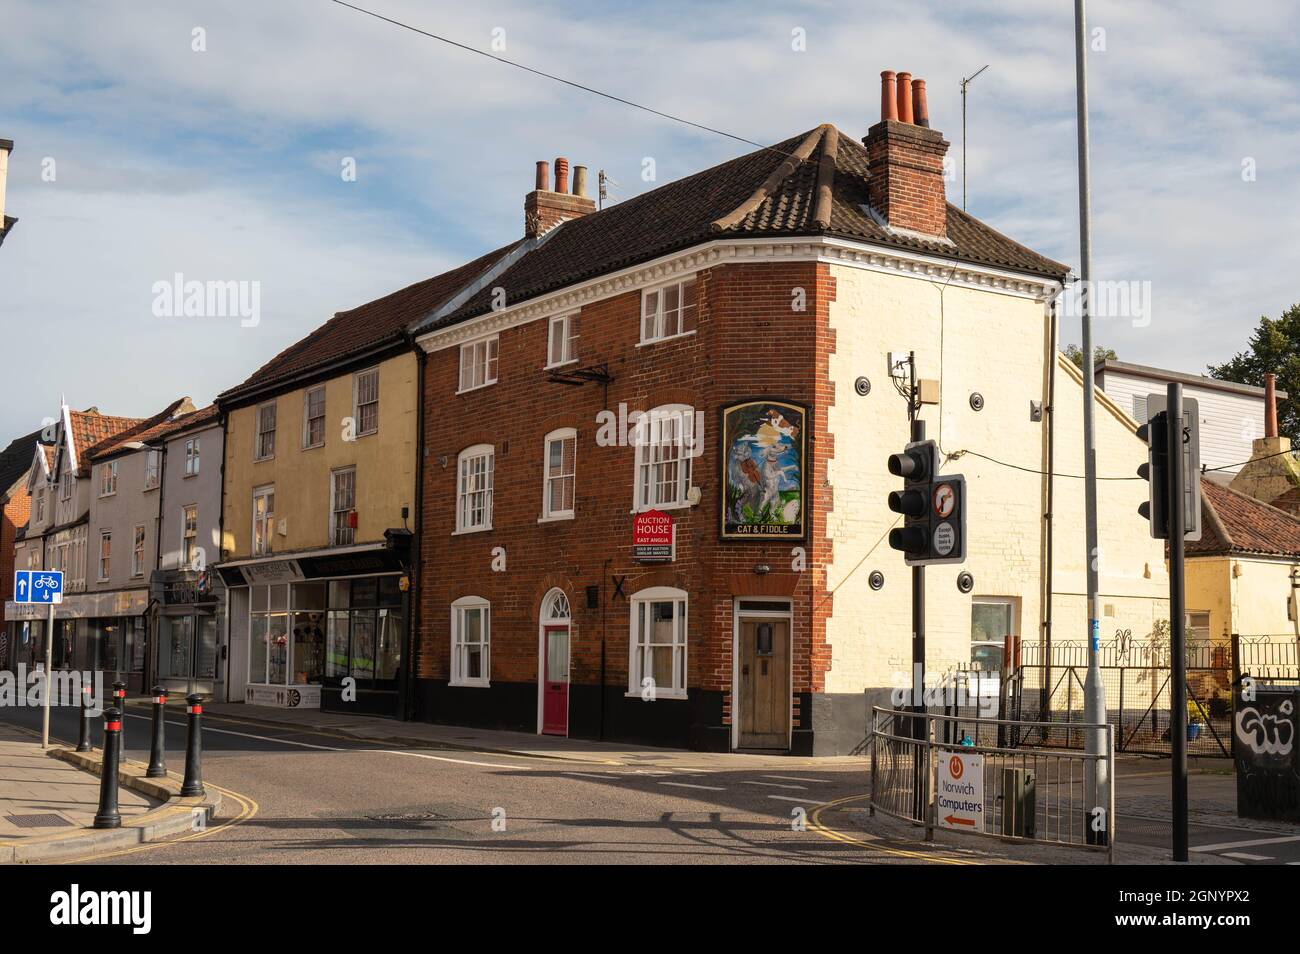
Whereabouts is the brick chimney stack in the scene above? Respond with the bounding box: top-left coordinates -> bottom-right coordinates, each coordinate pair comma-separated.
525,155 -> 596,238
863,70 -> 950,238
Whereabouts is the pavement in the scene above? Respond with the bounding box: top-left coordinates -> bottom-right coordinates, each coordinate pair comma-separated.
3,699 -> 1298,864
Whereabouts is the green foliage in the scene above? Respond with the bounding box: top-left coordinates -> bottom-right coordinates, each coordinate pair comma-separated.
1208,303 -> 1300,440
1064,344 -> 1118,370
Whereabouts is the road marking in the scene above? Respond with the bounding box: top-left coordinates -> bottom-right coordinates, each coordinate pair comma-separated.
1221,851 -> 1274,862
381,749 -> 526,769
1190,833 -> 1300,853
808,793 -> 979,866
763,775 -> 829,783
767,795 -> 826,804
743,780 -> 806,790
660,782 -> 726,791
563,772 -> 611,780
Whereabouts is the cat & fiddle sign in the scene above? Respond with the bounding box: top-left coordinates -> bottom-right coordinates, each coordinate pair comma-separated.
721,399 -> 807,541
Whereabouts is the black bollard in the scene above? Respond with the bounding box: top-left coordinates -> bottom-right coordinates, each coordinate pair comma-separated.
180,693 -> 205,797
112,680 -> 127,748
146,686 -> 168,778
93,707 -> 123,829
77,684 -> 93,753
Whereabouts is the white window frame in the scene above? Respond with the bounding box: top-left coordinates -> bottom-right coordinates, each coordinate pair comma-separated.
184,437 -> 201,476
970,596 -> 1017,671
131,524 -> 146,577
458,336 -> 499,393
329,467 -> 357,546
303,385 -> 327,449
252,485 -> 275,556
639,277 -> 698,345
181,505 -> 199,569
450,596 -> 491,687
34,491 -> 45,523
143,450 -> 160,490
353,368 -> 380,438
455,444 -> 495,534
99,461 -> 118,497
546,314 -> 578,368
98,530 -> 112,581
628,586 -> 688,699
541,428 -> 577,521
633,404 -> 695,512
60,471 -> 73,501
255,401 -> 277,461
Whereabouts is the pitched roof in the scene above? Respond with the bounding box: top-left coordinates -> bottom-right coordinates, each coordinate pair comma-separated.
86,398 -> 196,462
1189,480 -> 1300,558
64,409 -> 148,473
428,124 -> 1068,333
147,404 -> 220,443
0,428 -> 43,497
217,242 -> 521,405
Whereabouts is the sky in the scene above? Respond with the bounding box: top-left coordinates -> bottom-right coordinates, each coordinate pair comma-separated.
1,0 -> 1298,439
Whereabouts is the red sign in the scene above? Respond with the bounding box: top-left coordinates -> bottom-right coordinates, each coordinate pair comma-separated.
633,510 -> 674,561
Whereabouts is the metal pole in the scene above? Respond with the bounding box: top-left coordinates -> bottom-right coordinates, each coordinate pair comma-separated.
41,601 -> 54,749
1167,383 -> 1189,861
1074,0 -> 1109,838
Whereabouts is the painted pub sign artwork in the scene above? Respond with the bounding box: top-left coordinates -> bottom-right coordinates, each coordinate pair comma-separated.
721,399 -> 807,540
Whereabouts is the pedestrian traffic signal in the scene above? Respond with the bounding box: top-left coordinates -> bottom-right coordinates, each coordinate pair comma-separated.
1136,410 -> 1170,539
887,439 -> 967,566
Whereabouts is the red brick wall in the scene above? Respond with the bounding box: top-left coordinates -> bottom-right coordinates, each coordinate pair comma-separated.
863,120 -> 950,237
416,261 -> 837,731
1,488 -> 31,603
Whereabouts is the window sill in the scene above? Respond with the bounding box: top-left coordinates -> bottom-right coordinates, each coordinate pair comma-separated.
633,501 -> 691,514
636,329 -> 696,349
450,680 -> 491,689
143,485 -> 160,493
452,526 -> 493,536
351,429 -> 378,440
537,513 -> 574,524
456,380 -> 498,396
543,358 -> 579,371
182,472 -> 199,478
624,690 -> 688,701
302,442 -> 324,451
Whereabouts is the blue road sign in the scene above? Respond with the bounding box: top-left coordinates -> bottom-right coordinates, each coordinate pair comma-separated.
13,570 -> 63,604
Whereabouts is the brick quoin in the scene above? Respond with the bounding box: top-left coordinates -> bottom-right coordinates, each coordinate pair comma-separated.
416,261 -> 837,753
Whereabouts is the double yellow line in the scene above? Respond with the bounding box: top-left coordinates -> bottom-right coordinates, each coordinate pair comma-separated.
809,793 -> 980,865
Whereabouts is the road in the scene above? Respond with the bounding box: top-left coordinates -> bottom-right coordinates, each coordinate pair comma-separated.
4,704 -> 1298,864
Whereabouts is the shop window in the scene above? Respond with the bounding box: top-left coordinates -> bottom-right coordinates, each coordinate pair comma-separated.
323,578 -> 403,689
634,405 -> 694,511
457,445 -> 494,533
971,597 -> 1017,671
95,620 -> 120,672
543,428 -> 576,519
451,596 -> 490,687
628,587 -> 687,698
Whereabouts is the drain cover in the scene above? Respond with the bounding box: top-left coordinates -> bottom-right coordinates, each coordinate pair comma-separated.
6,813 -> 72,828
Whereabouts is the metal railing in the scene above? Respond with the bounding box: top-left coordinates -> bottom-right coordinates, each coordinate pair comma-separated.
869,707 -> 1115,861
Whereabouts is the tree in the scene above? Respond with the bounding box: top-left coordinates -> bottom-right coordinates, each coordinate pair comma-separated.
1064,344 -> 1117,370
1209,304 -> 1300,440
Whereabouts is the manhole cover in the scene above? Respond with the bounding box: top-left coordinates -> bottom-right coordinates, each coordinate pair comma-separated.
6,813 -> 72,828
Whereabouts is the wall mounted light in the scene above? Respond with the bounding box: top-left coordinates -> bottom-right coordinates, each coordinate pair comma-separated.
754,563 -> 771,575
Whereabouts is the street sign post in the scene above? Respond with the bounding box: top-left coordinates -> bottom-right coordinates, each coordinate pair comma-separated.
14,571 -> 63,748
937,750 -> 985,831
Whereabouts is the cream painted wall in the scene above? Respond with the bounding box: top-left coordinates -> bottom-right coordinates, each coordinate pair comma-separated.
1188,555 -> 1300,640
823,263 -> 1169,694
221,352 -> 418,560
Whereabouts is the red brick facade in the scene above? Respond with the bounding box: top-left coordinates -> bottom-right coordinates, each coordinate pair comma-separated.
863,120 -> 950,237
415,261 -> 837,751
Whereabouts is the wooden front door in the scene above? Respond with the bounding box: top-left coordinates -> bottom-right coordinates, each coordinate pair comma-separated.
738,618 -> 790,749
542,625 -> 569,736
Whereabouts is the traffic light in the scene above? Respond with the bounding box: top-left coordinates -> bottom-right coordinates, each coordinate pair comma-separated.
887,439 -> 967,566
1136,410 -> 1170,539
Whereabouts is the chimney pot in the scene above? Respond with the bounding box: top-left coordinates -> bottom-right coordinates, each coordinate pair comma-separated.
896,72 -> 914,124
535,160 -> 549,191
573,165 -> 589,199
1266,373 -> 1279,439
912,78 -> 930,127
880,70 -> 898,122
554,157 -> 570,194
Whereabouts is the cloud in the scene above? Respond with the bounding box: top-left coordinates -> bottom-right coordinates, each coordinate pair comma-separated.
1,0 -> 1298,436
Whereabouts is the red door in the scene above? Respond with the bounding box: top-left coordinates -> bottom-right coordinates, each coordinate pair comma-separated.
542,625 -> 569,735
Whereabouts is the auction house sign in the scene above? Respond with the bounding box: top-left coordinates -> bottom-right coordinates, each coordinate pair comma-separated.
633,510 -> 674,562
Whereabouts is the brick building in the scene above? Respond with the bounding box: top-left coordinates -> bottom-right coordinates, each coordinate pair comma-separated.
407,71 -> 1170,754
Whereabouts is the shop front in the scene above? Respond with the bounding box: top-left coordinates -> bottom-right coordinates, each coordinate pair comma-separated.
216,545 -> 410,716
5,591 -> 150,693
150,569 -> 226,699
